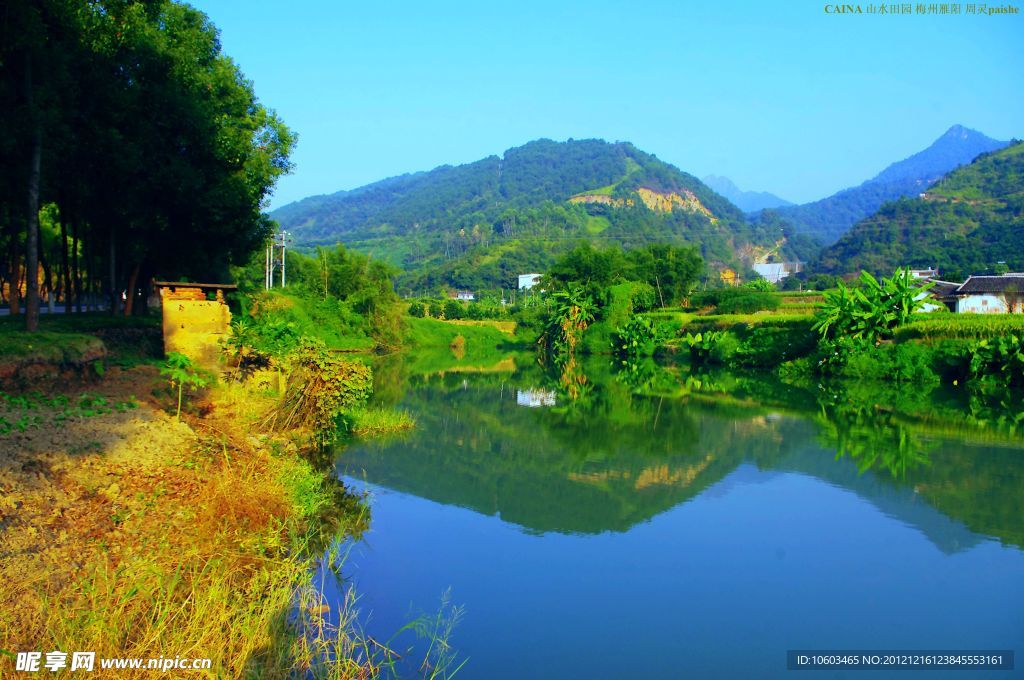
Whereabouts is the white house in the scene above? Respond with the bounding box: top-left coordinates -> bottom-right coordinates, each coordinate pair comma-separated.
908,267 -> 940,280
953,275 -> 1024,314
454,291 -> 475,301
518,273 -> 542,290
752,262 -> 803,284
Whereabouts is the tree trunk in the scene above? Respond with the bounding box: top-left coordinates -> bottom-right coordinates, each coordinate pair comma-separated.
8,218 -> 21,315
60,206 -> 71,313
72,217 -> 82,313
24,53 -> 42,332
124,260 -> 140,316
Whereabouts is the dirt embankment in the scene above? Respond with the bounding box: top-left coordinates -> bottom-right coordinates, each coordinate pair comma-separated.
0,367 -> 200,645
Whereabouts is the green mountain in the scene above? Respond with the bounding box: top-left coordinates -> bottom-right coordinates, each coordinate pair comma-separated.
770,125 -> 1010,245
816,141 -> 1024,279
271,139 -> 790,292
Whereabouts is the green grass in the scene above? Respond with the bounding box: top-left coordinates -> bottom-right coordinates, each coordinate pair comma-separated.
343,406 -> 416,438
0,329 -> 105,362
585,215 -> 611,234
402,316 -> 519,375
643,310 -> 814,328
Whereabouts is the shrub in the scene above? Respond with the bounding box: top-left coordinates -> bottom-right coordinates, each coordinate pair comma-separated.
732,324 -> 817,367
264,339 -> 372,438
160,352 -> 212,420
227,315 -> 301,361
714,292 -> 780,315
408,302 -> 425,317
464,304 -> 485,320
629,282 -> 658,313
443,300 -> 464,320
449,334 -> 466,359
428,301 -> 443,318
813,268 -> 929,344
840,344 -> 939,384
689,288 -> 780,314
682,331 -> 734,365
612,316 -> 656,359
742,278 -> 776,292
967,334 -> 1024,385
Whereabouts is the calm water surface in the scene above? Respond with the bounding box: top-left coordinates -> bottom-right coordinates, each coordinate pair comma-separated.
320,358 -> 1024,679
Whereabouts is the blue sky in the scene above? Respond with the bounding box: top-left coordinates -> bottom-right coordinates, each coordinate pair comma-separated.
191,0 -> 1023,210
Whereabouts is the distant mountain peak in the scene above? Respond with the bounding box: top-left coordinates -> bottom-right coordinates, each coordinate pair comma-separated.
942,123 -> 972,138
871,125 -> 1006,184
702,175 -> 793,213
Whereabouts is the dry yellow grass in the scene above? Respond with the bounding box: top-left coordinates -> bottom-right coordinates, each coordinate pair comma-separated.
0,368 -> 377,678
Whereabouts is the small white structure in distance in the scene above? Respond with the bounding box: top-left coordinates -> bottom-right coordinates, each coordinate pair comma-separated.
908,267 -> 940,280
517,388 -> 557,408
518,273 -> 542,290
752,262 -> 802,284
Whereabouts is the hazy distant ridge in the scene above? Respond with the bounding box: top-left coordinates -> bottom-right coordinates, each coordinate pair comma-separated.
702,175 -> 793,212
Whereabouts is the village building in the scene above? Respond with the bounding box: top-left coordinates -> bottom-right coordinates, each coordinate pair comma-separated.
908,267 -> 940,280
752,261 -> 803,284
518,273 -> 543,290
953,274 -> 1024,314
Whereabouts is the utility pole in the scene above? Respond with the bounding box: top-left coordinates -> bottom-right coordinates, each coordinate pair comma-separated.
265,231 -> 291,289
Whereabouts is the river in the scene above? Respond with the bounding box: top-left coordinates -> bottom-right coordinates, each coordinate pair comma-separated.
319,355 -> 1024,679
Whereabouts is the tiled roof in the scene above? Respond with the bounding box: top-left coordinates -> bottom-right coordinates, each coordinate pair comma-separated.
956,275 -> 1024,294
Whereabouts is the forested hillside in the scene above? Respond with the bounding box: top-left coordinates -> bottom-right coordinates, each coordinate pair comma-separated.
816,142 -> 1024,279
769,125 -> 1009,244
273,139 -> 793,292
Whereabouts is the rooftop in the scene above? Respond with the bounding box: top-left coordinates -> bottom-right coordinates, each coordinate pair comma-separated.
956,275 -> 1024,294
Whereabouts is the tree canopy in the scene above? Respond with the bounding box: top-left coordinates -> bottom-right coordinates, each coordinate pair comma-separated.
0,0 -> 294,328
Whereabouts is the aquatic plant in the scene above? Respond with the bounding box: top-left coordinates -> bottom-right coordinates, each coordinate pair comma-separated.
611,316 -> 656,360
968,334 -> 1024,385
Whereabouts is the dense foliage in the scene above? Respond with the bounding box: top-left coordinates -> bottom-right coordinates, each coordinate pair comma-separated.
812,269 -> 928,344
263,339 -> 373,439
546,242 -> 703,306
233,243 -> 401,349
0,1 -> 294,329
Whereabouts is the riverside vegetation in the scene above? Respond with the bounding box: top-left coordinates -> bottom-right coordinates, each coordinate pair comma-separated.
3,237 -> 1021,678
1,3 -> 1021,676
0,281 -> 475,677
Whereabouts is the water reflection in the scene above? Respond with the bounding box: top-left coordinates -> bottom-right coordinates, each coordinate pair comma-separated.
339,354 -> 1024,549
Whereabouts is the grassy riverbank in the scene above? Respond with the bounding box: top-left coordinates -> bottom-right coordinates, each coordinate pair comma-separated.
0,315 -> 410,677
